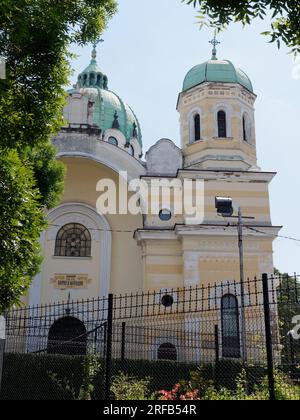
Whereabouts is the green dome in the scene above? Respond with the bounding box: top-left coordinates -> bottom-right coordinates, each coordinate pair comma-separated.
69,46 -> 142,146
183,59 -> 253,93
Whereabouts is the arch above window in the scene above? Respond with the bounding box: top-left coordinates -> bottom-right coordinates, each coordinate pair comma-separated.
157,343 -> 177,361
217,110 -> 227,138
54,223 -> 91,258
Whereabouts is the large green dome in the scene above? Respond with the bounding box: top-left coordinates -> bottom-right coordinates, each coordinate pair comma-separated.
68,46 -> 142,146
183,59 -> 253,93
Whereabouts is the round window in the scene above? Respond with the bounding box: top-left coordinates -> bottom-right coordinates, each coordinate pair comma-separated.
161,294 -> 174,308
159,209 -> 172,221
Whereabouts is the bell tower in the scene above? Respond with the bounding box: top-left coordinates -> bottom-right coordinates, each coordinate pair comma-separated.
177,36 -> 258,171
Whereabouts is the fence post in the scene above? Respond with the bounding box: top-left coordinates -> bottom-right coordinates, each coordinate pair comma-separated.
105,294 -> 113,401
121,322 -> 126,368
0,315 -> 6,394
262,273 -> 276,401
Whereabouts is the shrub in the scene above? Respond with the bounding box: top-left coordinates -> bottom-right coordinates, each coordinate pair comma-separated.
111,373 -> 153,400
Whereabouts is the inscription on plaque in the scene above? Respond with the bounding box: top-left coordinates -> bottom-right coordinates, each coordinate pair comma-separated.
51,274 -> 92,290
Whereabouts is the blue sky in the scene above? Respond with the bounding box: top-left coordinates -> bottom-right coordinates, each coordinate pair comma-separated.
69,0 -> 300,275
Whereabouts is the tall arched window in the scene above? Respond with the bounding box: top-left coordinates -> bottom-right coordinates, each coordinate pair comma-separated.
243,115 -> 247,142
54,224 -> 91,258
218,110 -> 227,138
243,114 -> 251,143
47,317 -> 87,355
194,114 -> 201,141
221,294 -> 240,358
157,343 -> 177,361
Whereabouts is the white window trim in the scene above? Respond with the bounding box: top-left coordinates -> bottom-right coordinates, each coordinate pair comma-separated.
187,107 -> 203,144
213,103 -> 233,138
28,203 -> 112,306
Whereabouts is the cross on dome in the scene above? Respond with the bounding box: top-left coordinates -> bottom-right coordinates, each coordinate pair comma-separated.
209,30 -> 221,61
92,38 -> 104,60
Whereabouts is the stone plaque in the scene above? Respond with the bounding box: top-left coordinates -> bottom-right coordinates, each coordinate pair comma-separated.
51,274 -> 92,290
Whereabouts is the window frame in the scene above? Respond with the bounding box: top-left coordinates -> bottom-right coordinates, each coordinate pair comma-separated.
221,294 -> 241,359
217,110 -> 227,138
157,343 -> 178,361
108,136 -> 118,147
54,223 -> 92,258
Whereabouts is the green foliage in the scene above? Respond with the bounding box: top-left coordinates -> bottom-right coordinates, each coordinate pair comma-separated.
111,373 -> 154,401
78,351 -> 102,400
183,0 -> 300,54
203,369 -> 300,400
0,150 -> 45,312
0,354 -> 195,400
49,351 -> 102,400
0,0 -> 117,309
276,271 -> 300,363
23,143 -> 66,209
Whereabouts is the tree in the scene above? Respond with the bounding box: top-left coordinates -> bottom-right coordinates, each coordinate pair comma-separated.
276,271 -> 300,364
0,150 -> 45,313
0,0 -> 117,311
183,0 -> 300,54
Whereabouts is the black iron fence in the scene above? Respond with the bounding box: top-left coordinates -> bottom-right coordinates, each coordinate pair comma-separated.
0,273 -> 300,400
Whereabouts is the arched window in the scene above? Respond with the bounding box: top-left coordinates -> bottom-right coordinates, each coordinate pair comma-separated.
218,110 -> 227,138
47,317 -> 87,355
243,114 -> 251,143
128,144 -> 134,157
157,343 -> 177,361
221,294 -> 240,358
108,136 -> 118,147
243,115 -> 247,142
194,114 -> 201,141
54,224 -> 91,258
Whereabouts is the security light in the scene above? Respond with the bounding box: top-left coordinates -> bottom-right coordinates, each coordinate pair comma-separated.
215,197 -> 234,217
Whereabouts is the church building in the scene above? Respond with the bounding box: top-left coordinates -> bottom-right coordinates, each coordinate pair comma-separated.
27,39 -> 281,308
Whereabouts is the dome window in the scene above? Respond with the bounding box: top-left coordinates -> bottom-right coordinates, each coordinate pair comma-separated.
159,209 -> 172,222
194,114 -> 201,141
128,144 -> 134,157
108,137 -> 118,147
218,110 -> 227,138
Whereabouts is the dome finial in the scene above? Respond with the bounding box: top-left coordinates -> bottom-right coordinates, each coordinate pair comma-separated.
209,30 -> 220,61
92,38 -> 104,61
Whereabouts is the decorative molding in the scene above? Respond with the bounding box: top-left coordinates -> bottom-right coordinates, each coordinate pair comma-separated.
29,203 -> 112,302
55,133 -> 146,181
177,169 -> 276,184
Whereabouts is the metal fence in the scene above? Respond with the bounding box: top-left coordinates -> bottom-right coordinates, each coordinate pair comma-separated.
0,273 -> 299,400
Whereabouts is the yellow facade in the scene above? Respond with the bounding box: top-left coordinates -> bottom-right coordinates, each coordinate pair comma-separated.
26,52 -> 281,310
